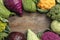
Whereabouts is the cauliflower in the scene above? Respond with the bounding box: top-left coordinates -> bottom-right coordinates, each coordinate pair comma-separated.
41,31 -> 60,40
0,17 -> 9,32
37,0 -> 56,13
47,4 -> 60,21
51,20 -> 60,34
37,0 -> 56,10
0,21 -> 7,32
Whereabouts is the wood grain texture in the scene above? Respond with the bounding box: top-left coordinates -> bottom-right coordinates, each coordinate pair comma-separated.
9,12 -> 50,33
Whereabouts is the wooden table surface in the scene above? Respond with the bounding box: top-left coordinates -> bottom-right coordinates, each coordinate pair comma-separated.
9,12 -> 50,33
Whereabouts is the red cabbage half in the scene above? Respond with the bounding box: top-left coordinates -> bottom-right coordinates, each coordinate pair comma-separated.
4,0 -> 23,16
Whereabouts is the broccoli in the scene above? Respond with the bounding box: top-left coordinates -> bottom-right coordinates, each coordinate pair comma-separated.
47,4 -> 60,21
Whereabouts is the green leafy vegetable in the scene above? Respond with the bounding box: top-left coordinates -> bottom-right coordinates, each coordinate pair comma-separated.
0,3 -> 11,19
37,32 -> 43,38
0,32 -> 8,40
0,17 -> 8,22
0,17 -> 10,33
4,26 -> 10,34
33,0 -> 38,3
0,17 -> 9,32
0,0 -> 3,5
0,17 -> 10,40
37,8 -> 48,13
0,0 -> 14,19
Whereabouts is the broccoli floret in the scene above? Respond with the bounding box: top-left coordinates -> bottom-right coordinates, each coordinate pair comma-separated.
47,4 -> 60,21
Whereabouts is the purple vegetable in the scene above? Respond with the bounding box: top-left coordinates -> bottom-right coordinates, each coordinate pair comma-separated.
7,32 -> 26,40
4,0 -> 23,16
41,31 -> 60,40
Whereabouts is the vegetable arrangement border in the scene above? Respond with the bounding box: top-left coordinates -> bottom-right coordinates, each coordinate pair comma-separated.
0,0 -> 60,40
0,17 -> 10,40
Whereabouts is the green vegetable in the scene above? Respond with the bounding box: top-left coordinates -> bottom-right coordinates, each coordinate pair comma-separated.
0,17 -> 8,32
0,16 -> 8,22
0,17 -> 10,40
56,0 -> 60,4
4,25 -> 10,33
51,20 -> 60,34
27,29 -> 40,40
37,8 -> 48,13
0,0 -> 3,5
47,4 -> 60,21
0,21 -> 7,32
22,0 -> 36,12
0,0 -> 13,19
33,0 -> 38,3
0,32 -> 8,40
37,32 -> 43,38
0,17 -> 10,33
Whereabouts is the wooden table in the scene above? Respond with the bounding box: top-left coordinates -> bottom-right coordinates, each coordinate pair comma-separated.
9,12 -> 50,33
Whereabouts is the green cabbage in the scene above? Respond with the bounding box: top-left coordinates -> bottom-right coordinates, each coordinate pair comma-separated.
22,0 -> 36,12
27,29 -> 40,40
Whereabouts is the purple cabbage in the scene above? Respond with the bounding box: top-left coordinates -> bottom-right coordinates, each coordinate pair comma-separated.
7,32 -> 26,40
4,0 -> 23,16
